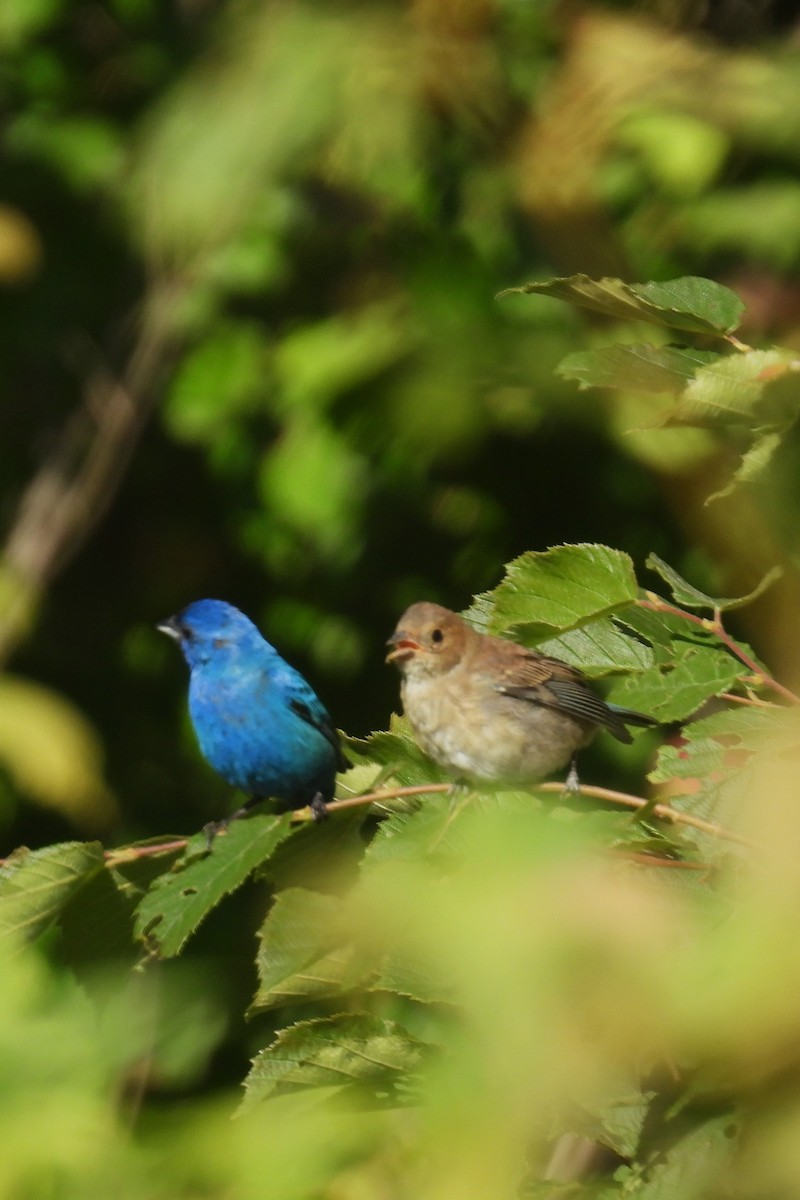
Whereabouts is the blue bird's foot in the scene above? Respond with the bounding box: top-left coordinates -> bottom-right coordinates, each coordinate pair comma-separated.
562,756 -> 581,796
309,793 -> 329,823
202,799 -> 254,849
202,817 -> 230,849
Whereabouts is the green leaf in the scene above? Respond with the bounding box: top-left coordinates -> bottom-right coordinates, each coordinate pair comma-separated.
607,645 -> 742,722
0,841 -> 105,944
498,274 -> 744,336
559,344 -> 718,393
252,888 -> 370,1012
59,866 -> 137,973
242,1013 -> 428,1109
259,809 -> 368,893
468,544 -> 639,637
346,717 -> 451,790
135,813 -> 293,957
646,553 -> 782,612
530,615 -> 655,676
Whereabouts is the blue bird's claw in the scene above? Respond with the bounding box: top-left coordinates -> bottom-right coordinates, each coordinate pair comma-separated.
309,793 -> 329,823
202,818 -> 229,849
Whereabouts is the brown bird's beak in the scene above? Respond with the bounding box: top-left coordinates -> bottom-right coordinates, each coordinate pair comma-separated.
385,631 -> 421,664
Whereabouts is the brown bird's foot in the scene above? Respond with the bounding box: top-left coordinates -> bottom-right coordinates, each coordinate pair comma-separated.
309,793 -> 329,822
563,757 -> 581,796
446,780 -> 470,809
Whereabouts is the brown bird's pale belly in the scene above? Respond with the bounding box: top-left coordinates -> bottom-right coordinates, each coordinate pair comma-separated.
400,673 -> 593,786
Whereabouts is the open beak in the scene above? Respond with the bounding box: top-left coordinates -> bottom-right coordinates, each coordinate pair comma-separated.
385,631 -> 421,664
156,615 -> 183,640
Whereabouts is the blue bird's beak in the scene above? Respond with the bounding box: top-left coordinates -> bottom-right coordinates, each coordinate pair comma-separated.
156,615 -> 183,641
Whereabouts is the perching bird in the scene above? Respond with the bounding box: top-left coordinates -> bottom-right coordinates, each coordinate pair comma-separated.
386,601 -> 653,791
157,599 -> 347,828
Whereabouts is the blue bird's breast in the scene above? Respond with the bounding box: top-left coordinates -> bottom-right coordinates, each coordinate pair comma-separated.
188,667 -> 336,804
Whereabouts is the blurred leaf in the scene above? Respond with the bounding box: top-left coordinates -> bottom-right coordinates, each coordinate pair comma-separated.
616,1113 -> 739,1199
371,952 -> 452,1005
260,416 -> 368,563
646,553 -> 782,612
708,429 -> 784,501
671,349 -> 799,425
253,888 -> 369,1012
0,0 -> 62,46
499,275 -> 744,337
7,115 -> 123,191
0,841 -> 104,944
135,813 -> 292,957
243,1013 -> 428,1109
559,344 -> 718,393
0,676 -> 117,831
0,203 -> 42,281
273,303 -> 412,414
166,321 -> 267,441
468,544 -> 639,636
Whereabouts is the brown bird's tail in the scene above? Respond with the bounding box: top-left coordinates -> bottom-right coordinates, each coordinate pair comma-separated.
604,704 -> 657,744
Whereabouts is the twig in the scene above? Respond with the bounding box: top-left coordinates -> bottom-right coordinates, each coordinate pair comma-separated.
90,775 -> 756,868
0,286 -> 182,667
536,780 -> 759,849
637,595 -> 800,707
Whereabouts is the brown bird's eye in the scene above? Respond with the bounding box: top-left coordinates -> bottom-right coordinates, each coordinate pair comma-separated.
431,628 -> 444,645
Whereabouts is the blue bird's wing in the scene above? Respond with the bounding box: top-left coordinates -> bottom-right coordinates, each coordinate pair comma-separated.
283,675 -> 350,772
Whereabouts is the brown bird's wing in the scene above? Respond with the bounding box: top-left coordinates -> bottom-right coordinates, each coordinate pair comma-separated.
491,649 -> 634,743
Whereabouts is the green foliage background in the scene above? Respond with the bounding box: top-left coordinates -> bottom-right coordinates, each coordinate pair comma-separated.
4,1 -> 800,1196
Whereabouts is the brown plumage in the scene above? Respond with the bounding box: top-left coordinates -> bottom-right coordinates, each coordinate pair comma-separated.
386,602 -> 653,790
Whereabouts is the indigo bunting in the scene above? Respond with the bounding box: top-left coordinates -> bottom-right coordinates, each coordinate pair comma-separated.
158,599 -> 347,826
386,602 -> 654,791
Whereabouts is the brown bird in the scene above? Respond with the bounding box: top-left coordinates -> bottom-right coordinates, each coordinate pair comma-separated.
386,602 -> 654,791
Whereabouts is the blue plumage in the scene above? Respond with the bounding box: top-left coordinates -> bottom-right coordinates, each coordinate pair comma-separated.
158,599 -> 346,823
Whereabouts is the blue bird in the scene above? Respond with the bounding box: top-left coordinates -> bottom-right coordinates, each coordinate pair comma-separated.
157,599 -> 347,830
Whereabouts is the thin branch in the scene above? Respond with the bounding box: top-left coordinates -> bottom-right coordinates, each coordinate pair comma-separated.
92,775 -> 757,869
540,781 -> 759,849
637,595 -> 800,706
0,286 -> 181,667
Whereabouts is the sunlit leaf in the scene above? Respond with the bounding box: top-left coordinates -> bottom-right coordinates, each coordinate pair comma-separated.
606,645 -> 743,721
468,543 -> 639,636
243,1013 -> 428,1108
0,841 -> 104,944
530,615 -> 655,676
0,676 -> 117,831
671,349 -> 798,425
